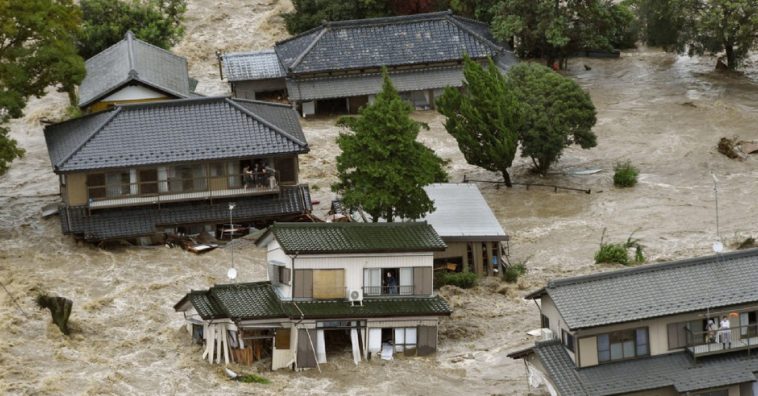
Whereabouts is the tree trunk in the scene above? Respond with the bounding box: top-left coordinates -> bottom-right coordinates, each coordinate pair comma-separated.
501,169 -> 513,188
725,44 -> 736,70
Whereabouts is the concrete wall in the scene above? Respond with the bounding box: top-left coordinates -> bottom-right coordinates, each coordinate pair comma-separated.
101,85 -> 167,101
540,295 -> 576,363
232,79 -> 286,100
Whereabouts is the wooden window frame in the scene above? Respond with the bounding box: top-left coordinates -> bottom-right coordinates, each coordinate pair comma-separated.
562,329 -> 575,352
597,327 -> 649,364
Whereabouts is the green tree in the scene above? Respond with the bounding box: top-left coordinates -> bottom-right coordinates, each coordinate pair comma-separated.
491,0 -> 628,68
683,0 -> 758,70
436,56 -> 522,187
0,0 -> 85,175
630,0 -> 688,49
78,0 -> 187,59
509,63 -> 597,174
283,0 -> 390,34
332,70 -> 448,221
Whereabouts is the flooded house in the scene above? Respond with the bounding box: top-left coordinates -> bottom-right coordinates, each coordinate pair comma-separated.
43,97 -> 312,241
78,31 -> 198,114
174,222 -> 452,370
218,11 -> 517,116
508,248 -> 758,396
421,183 -> 509,276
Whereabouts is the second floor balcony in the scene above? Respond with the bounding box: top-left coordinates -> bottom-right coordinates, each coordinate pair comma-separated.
363,285 -> 415,297
685,322 -> 758,359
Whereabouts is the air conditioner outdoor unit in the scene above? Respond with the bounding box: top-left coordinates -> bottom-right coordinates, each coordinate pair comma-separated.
542,328 -> 554,341
348,289 -> 363,306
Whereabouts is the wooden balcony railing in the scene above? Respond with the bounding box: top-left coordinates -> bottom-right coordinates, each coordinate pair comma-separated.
86,172 -> 279,209
685,323 -> 758,359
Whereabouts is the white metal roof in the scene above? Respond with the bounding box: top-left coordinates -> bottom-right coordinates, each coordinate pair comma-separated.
421,183 -> 508,241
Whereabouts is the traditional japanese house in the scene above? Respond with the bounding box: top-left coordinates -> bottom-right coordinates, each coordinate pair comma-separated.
78,31 -> 197,113
421,183 -> 509,276
509,248 -> 758,396
43,97 -> 312,241
174,222 -> 452,370
219,11 -> 517,116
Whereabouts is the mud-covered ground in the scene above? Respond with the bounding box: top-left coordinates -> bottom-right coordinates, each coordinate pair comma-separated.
3,0 -> 758,394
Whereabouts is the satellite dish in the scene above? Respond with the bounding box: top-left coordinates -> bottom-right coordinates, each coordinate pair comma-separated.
227,268 -> 237,280
712,241 -> 724,253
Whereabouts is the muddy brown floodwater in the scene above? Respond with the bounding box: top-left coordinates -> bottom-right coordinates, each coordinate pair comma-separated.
3,1 -> 758,394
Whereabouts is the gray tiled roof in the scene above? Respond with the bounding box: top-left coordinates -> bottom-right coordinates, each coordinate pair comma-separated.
275,11 -> 513,74
421,183 -> 507,241
257,222 -> 447,255
79,31 -> 191,107
531,340 -> 758,395
533,248 -> 758,330
59,186 -> 312,240
44,97 -> 308,172
221,50 -> 287,81
175,281 -> 451,321
286,66 -> 465,101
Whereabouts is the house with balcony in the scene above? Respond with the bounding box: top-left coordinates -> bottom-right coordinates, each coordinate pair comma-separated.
43,96 -> 312,241
174,222 -> 452,370
421,183 -> 509,276
218,11 -> 517,116
508,248 -> 758,396
78,31 -> 198,114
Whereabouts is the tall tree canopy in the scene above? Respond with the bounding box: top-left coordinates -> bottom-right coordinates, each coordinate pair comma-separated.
332,70 -> 448,221
0,0 -> 85,175
630,0 -> 688,49
78,0 -> 187,59
283,0 -> 391,34
683,0 -> 758,70
509,63 -> 597,175
436,56 -> 522,187
491,0 -> 635,68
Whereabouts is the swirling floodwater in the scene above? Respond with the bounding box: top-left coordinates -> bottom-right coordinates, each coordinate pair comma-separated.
2,1 -> 758,394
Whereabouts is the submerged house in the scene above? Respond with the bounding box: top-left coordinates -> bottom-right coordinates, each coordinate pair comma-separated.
421,183 -> 508,276
174,222 -> 452,370
219,11 -> 517,116
43,97 -> 312,241
509,248 -> 758,396
78,31 -> 197,113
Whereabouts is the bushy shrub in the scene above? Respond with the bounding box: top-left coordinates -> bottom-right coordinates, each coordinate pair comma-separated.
434,272 -> 478,289
614,161 -> 639,187
238,373 -> 270,384
594,243 -> 629,265
503,263 -> 527,283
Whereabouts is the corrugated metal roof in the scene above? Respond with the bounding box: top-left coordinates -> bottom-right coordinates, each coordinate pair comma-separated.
221,49 -> 287,81
258,222 -> 447,255
539,248 -> 758,330
531,340 -> 758,395
44,97 -> 308,172
421,183 -> 507,241
79,31 -> 192,107
286,66 -> 465,101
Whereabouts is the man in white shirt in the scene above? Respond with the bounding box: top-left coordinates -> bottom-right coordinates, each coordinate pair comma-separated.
719,316 -> 731,349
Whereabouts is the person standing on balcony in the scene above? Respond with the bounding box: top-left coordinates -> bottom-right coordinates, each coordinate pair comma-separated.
386,272 -> 398,295
243,165 -> 254,190
719,316 -> 731,349
706,319 -> 717,343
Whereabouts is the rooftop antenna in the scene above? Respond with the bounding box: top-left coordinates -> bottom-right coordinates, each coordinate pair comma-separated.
711,173 -> 723,254
227,202 -> 237,281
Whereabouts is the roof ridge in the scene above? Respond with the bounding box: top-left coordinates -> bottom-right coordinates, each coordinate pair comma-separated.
326,10 -> 452,28
126,30 -> 136,73
549,248 -> 758,289
224,98 -> 307,148
445,14 -> 503,52
230,97 -> 293,108
222,48 -> 276,58
288,27 -> 329,71
117,96 -> 227,110
56,108 -> 123,170
84,35 -> 129,65
273,221 -> 430,228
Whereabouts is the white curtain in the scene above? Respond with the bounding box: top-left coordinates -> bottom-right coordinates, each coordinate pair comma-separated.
227,161 -> 239,188
129,169 -> 138,195
364,268 -> 381,294
395,328 -> 405,352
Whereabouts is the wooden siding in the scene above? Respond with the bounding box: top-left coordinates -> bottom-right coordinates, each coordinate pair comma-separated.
66,173 -> 88,206
293,269 -> 313,299
413,267 -> 433,296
